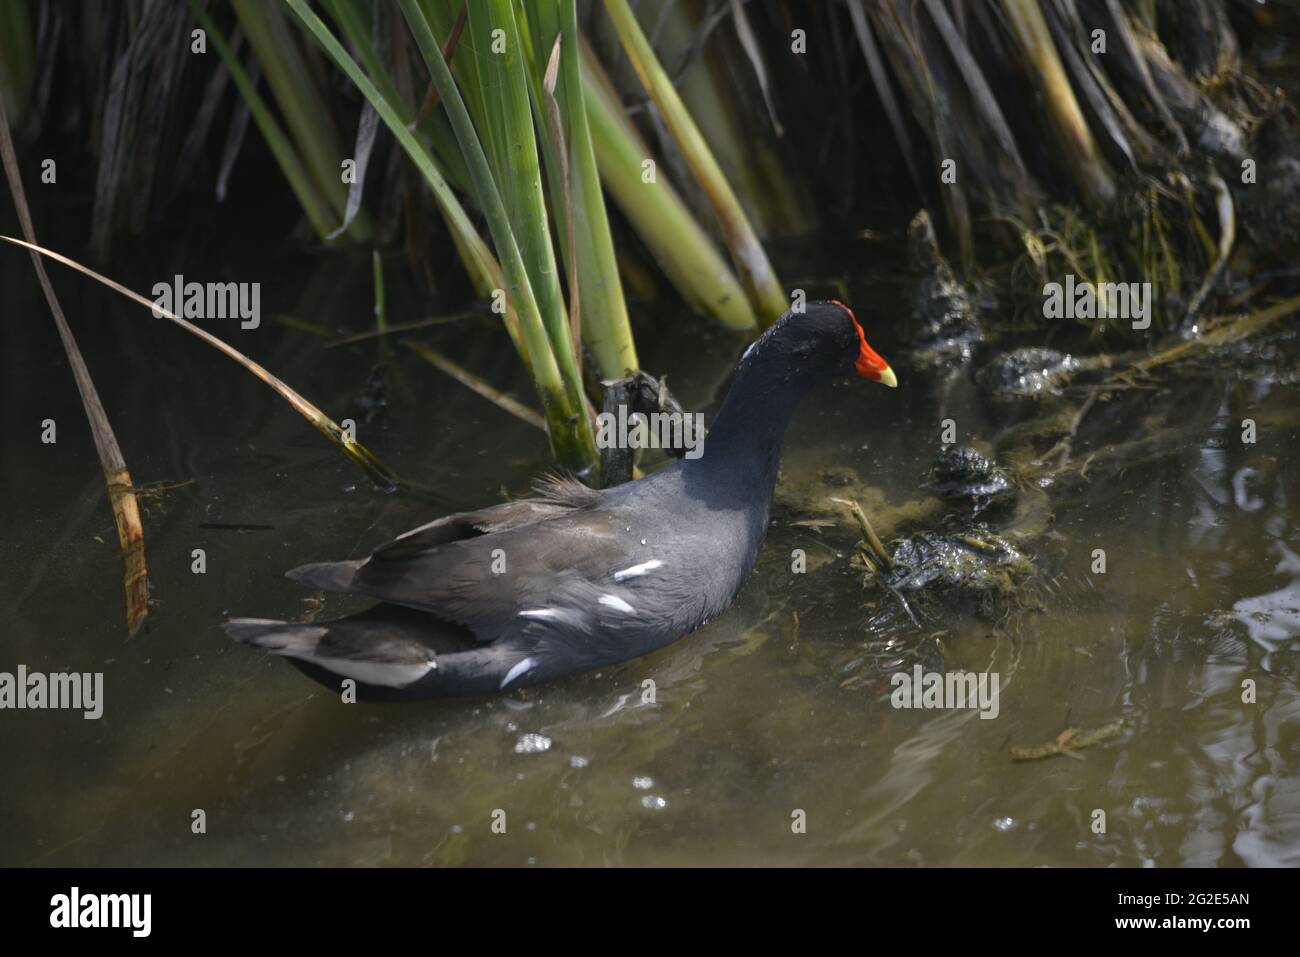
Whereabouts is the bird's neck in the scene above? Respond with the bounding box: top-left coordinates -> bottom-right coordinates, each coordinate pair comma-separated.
691,352 -> 818,491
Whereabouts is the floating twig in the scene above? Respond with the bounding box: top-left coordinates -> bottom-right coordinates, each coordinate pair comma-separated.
1010,715 -> 1126,761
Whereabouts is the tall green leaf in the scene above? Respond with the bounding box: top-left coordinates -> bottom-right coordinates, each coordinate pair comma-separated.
522,0 -> 638,378
393,0 -> 598,471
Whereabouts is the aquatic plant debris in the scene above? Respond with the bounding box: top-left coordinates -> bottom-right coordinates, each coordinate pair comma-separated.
1178,169 -> 1235,335
977,347 -> 1082,398
1009,716 -> 1127,762
886,530 -> 1031,596
906,209 -> 982,363
930,446 -> 1015,512
830,497 -> 893,571
1131,293 -> 1300,375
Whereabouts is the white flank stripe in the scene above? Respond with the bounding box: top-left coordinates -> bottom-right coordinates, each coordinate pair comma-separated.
613,559 -> 664,581
598,594 -> 636,614
519,608 -> 561,621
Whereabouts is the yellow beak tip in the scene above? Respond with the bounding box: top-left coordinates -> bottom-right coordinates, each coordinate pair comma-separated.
878,366 -> 899,388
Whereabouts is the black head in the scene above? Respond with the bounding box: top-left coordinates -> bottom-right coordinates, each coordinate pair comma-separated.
745,300 -> 896,386
695,299 -> 896,481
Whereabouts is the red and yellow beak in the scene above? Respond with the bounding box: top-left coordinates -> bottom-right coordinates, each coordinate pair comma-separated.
833,300 -> 898,388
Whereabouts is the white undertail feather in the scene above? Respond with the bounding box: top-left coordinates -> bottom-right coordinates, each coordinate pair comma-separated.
499,656 -> 538,690
304,657 -> 436,688
224,618 -> 436,688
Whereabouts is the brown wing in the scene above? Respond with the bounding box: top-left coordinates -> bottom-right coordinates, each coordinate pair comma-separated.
347,508 -> 631,634
285,475 -> 618,639
370,473 -> 599,560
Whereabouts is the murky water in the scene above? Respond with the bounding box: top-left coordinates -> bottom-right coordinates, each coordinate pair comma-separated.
3,232 -> 1298,867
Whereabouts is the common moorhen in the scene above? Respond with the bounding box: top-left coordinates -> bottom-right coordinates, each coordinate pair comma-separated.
224,301 -> 895,699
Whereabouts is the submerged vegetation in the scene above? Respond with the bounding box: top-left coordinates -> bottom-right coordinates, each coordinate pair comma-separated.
3,1 -> 1300,634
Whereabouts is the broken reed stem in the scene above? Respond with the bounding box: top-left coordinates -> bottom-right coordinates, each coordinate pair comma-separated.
0,96 -> 149,635
0,235 -> 402,490
405,341 -> 546,430
830,497 -> 893,571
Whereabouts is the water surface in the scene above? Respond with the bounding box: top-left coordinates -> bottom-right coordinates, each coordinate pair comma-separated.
2,234 -> 1297,867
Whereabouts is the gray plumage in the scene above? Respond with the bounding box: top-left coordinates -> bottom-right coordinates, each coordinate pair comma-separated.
224,302 -> 880,699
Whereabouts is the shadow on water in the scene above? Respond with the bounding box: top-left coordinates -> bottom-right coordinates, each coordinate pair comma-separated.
2,228 -> 1298,867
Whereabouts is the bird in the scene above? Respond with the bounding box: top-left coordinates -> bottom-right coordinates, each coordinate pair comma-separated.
224,300 -> 896,700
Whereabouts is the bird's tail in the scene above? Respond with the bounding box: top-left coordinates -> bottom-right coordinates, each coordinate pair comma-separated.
284,558 -> 365,593
222,605 -> 524,700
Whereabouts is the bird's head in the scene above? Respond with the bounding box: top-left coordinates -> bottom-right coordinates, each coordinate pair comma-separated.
750,299 -> 897,388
